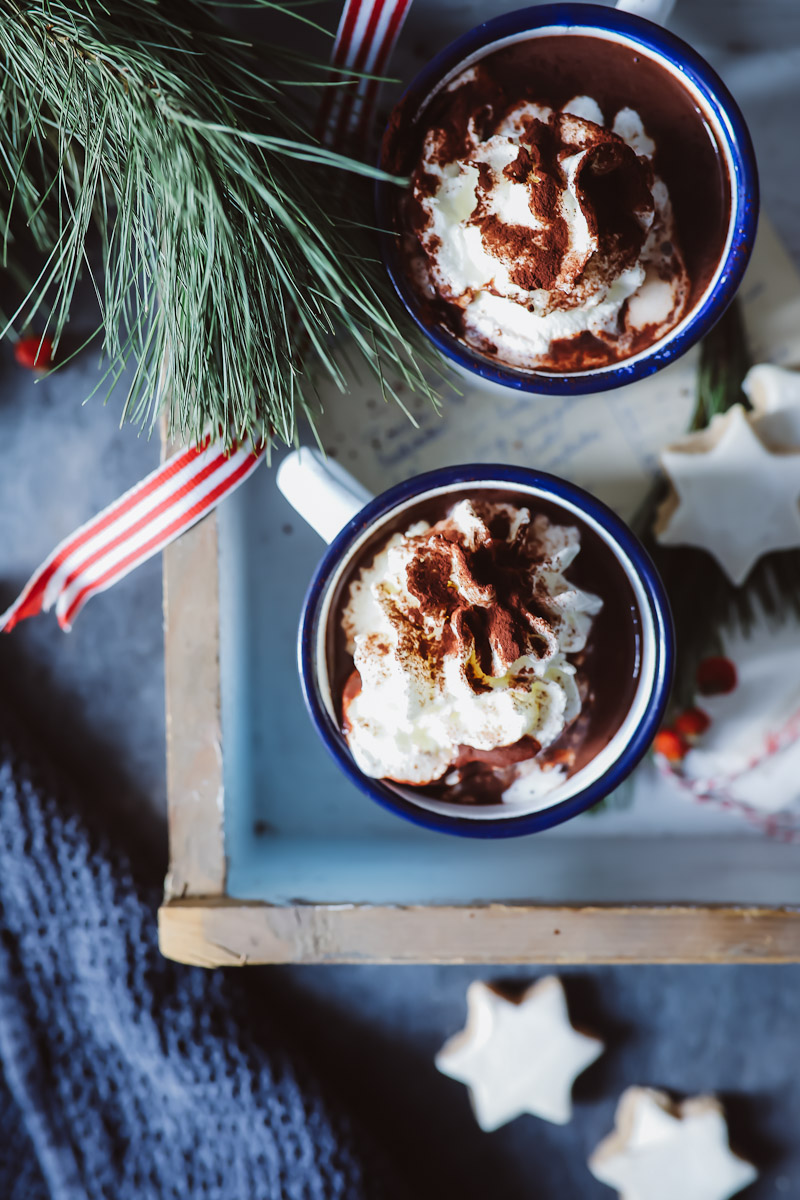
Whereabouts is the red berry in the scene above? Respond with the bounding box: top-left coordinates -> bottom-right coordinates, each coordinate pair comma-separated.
653,729 -> 689,762
673,707 -> 711,739
14,335 -> 54,370
696,656 -> 737,696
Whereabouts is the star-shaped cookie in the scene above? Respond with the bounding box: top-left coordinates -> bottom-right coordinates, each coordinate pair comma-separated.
743,362 -> 800,449
434,976 -> 603,1131
655,403 -> 800,584
589,1087 -> 757,1200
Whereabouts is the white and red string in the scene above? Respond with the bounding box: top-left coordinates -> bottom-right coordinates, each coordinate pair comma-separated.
658,705 -> 800,840
0,0 -> 412,635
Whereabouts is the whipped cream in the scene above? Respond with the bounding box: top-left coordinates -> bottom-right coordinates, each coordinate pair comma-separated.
340,498 -> 602,789
410,83 -> 689,371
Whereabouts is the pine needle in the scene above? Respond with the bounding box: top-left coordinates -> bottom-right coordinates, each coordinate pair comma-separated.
0,0 -> 441,447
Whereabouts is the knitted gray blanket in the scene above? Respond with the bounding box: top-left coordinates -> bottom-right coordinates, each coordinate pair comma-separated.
0,717 -> 400,1200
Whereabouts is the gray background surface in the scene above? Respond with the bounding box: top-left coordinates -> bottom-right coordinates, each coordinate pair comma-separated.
2,1 -> 799,1196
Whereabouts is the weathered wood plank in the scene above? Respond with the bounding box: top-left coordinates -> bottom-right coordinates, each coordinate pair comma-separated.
163,511 -> 226,899
159,900 -> 800,966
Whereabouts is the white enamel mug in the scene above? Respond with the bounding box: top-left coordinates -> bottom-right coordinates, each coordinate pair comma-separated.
278,448 -> 674,838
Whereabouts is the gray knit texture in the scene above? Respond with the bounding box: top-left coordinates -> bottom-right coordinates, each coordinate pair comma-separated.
0,719 -> 400,1200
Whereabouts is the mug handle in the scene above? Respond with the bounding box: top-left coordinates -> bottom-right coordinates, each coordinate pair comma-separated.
276,447 -> 375,544
615,0 -> 675,22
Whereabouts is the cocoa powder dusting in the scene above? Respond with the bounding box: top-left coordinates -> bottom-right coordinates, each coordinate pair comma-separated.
399,503 -> 561,690
503,145 -> 532,184
575,140 -> 653,272
331,487 -> 643,808
485,604 -> 525,668
479,215 -> 564,292
529,171 -> 560,224
405,544 -> 455,615
413,97 -> 658,331
386,33 -> 721,374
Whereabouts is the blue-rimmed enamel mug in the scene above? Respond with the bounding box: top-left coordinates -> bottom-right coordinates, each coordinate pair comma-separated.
375,2 -> 759,396
277,448 -> 674,838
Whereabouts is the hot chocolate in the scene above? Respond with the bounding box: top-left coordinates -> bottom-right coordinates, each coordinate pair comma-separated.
383,34 -> 729,375
328,488 -> 643,806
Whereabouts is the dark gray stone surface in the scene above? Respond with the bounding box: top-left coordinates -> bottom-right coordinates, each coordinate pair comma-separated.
0,302 -> 166,836
263,963 -> 800,1199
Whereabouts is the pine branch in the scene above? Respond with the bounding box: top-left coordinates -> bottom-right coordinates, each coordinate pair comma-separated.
0,0 -> 441,446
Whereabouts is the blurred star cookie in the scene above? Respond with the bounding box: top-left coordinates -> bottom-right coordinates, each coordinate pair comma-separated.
589,1086 -> 757,1200
435,976 -> 603,1131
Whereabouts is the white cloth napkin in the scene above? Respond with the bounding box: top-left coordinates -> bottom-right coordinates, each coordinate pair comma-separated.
679,614 -> 800,820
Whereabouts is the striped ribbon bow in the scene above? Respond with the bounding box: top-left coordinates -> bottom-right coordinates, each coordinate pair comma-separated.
1,439 -> 262,633
0,0 -> 412,633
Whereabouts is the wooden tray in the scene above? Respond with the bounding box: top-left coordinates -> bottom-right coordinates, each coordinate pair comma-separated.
157,317 -> 800,965
158,3 -> 800,966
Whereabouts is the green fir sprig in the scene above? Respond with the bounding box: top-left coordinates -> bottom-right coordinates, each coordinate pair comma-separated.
0,0 -> 439,447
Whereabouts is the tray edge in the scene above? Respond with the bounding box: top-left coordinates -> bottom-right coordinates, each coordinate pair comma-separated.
159,440 -> 800,960
157,899 -> 800,966
163,498 -> 226,900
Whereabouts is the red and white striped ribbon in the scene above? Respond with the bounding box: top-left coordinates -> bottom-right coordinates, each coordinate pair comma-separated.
2,0 -> 411,633
0,438 -> 264,632
317,0 -> 413,149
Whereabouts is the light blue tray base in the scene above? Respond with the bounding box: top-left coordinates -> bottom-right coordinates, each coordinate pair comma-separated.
219,458 -> 800,908
226,833 -> 800,907
209,0 -> 800,909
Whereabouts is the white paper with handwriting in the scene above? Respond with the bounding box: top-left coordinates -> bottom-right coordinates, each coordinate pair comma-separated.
315,217 -> 800,523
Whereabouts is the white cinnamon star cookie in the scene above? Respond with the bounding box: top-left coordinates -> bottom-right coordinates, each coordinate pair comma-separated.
589,1087 -> 757,1200
655,402 -> 800,585
435,976 -> 603,1131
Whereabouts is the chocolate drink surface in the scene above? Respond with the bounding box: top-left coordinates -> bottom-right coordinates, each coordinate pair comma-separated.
328,488 -> 643,806
383,34 -> 729,374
